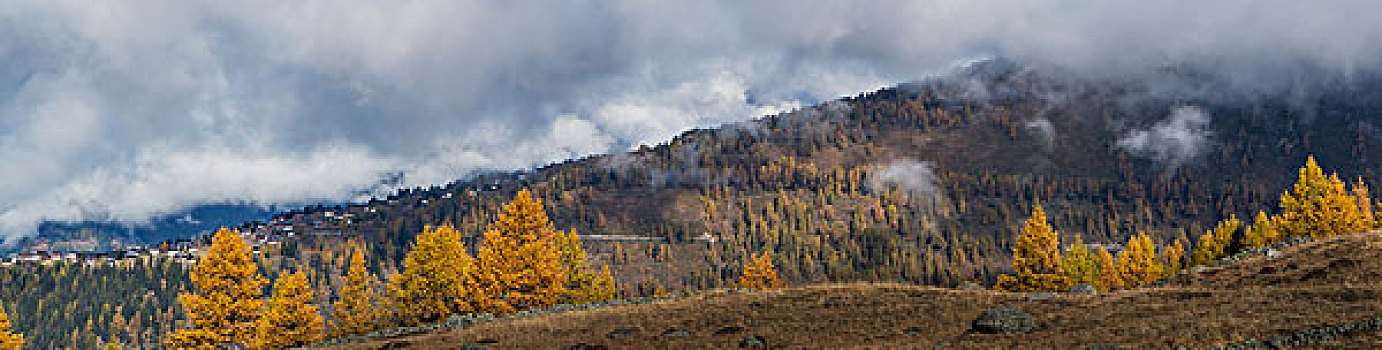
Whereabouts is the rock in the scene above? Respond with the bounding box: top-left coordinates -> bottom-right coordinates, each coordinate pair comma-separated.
1266,249 -> 1282,258
970,305 -> 1035,334
457,343 -> 489,350
738,335 -> 767,348
1068,284 -> 1097,295
377,341 -> 411,349
1084,345 -> 1119,350
606,326 -> 641,339
560,343 -> 608,350
1024,292 -> 1056,300
903,326 -> 926,335
661,326 -> 692,337
714,325 -> 745,335
475,338 -> 499,344
960,282 -> 985,291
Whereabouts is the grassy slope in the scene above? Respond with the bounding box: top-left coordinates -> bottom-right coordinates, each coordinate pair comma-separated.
327,232 -> 1382,349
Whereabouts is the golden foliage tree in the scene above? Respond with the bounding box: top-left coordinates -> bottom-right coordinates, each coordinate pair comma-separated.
331,244 -> 380,337
388,224 -> 481,325
0,304 -> 22,350
1277,156 -> 1367,238
1191,218 -> 1240,266
739,251 -> 784,290
475,189 -> 567,313
1352,178 -> 1378,230
1243,211 -> 1280,248
253,271 -> 325,350
1117,233 -> 1163,288
996,205 -> 1069,292
1162,238 -> 1186,277
167,228 -> 266,349
1058,235 -> 1098,287
552,229 -> 609,304
589,265 -> 617,302
1094,247 -> 1123,291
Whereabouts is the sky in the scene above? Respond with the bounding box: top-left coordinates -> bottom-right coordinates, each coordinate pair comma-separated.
1,1 -> 1379,241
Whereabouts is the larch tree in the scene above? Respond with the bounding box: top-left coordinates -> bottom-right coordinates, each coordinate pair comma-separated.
1277,156 -> 1366,238
1244,211 -> 1279,248
388,224 -> 481,325
253,271 -> 325,350
1191,218 -> 1240,267
996,205 -> 1069,292
552,229 -> 604,304
0,304 -> 22,350
739,251 -> 784,290
1094,247 -> 1123,291
1117,233 -> 1163,288
1162,238 -> 1186,277
331,244 -> 380,337
1058,235 -> 1098,287
167,228 -> 266,349
589,265 -> 617,302
475,189 -> 567,313
1352,178 -> 1378,230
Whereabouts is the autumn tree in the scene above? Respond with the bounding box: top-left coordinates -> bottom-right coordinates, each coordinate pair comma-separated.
1243,211 -> 1281,247
1192,218 -> 1240,266
552,229 -> 608,304
1117,233 -> 1163,288
1352,178 -> 1378,230
331,244 -> 380,337
167,228 -> 266,349
1094,247 -> 1123,291
1162,238 -> 1186,276
253,271 -> 325,350
588,265 -> 617,302
739,251 -> 784,290
1058,235 -> 1098,287
0,304 -> 22,350
1277,156 -> 1367,238
388,224 -> 482,325
997,205 -> 1069,292
475,189 -> 567,313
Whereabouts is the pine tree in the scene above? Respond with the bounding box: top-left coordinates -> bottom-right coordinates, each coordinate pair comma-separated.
1277,156 -> 1366,238
739,251 -> 785,290
1117,233 -> 1163,288
552,229 -> 602,304
1058,235 -> 1098,287
1192,218 -> 1240,266
252,271 -> 325,350
167,228 -> 266,349
475,189 -> 567,313
1094,247 -> 1123,291
0,304 -> 22,350
388,224 -> 480,325
331,244 -> 380,337
996,205 -> 1069,292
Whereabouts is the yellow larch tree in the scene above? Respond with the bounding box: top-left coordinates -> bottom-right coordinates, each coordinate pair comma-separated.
553,229 -> 614,304
1352,178 -> 1378,230
739,251 -> 785,290
1277,156 -> 1366,238
1117,233 -> 1163,288
1162,238 -> 1186,277
167,228 -> 266,349
474,189 -> 567,313
253,271 -> 325,350
331,244 -> 381,337
996,205 -> 1069,292
1094,247 -> 1123,291
1243,210 -> 1279,247
0,304 -> 22,350
589,265 -> 617,302
1058,235 -> 1098,287
1191,218 -> 1240,266
388,224 -> 482,325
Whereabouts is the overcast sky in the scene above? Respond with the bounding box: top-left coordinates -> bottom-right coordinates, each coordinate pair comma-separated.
1,1 -> 1379,241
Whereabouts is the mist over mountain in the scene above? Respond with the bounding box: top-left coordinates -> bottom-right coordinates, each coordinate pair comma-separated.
2,1 -> 1380,244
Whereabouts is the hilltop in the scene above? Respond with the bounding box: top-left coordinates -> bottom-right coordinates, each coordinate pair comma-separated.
330,231 -> 1382,349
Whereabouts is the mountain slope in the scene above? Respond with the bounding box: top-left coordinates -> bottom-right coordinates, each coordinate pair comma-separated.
331,231 -> 1382,349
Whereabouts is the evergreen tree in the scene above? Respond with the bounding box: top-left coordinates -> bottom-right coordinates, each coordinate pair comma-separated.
475,189 -> 567,313
388,224 -> 481,325
1058,235 -> 1098,287
253,271 -> 325,350
996,205 -> 1069,292
1094,247 -> 1123,291
1117,233 -> 1163,288
0,304 -> 22,350
331,244 -> 379,337
739,251 -> 784,290
167,228 -> 266,349
1277,156 -> 1366,238
1192,218 -> 1240,266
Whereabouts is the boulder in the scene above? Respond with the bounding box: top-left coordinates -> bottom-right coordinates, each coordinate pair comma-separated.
738,335 -> 767,348
661,326 -> 692,338
970,305 -> 1035,334
606,326 -> 641,339
1068,284 -> 1097,295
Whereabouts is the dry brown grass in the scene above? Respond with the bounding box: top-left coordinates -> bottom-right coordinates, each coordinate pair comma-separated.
330,233 -> 1382,349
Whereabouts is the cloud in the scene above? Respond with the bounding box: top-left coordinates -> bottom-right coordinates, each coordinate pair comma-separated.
868,159 -> 942,201
1117,106 -> 1214,167
0,1 -> 1379,241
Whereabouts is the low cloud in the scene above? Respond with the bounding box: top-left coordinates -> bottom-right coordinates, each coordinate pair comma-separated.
1117,106 -> 1214,167
868,159 -> 942,201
